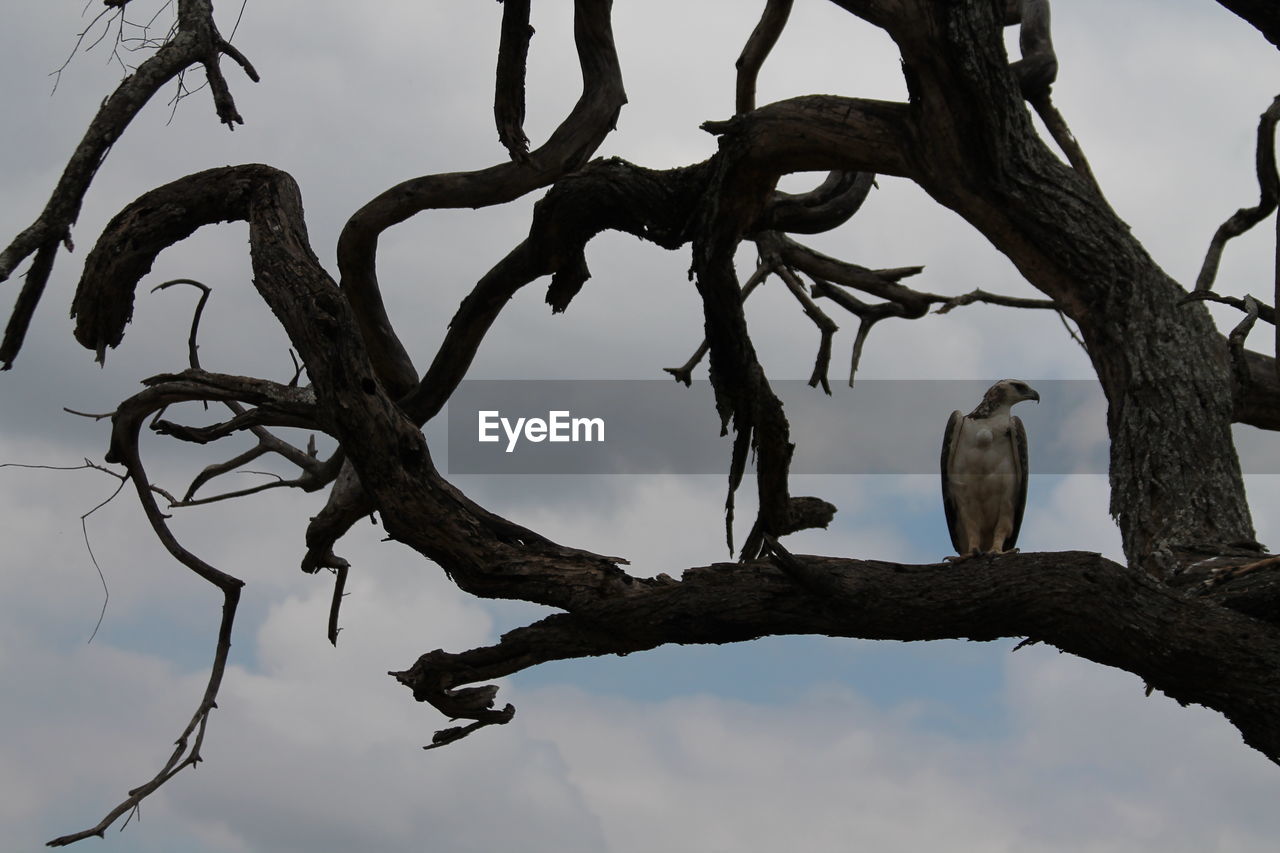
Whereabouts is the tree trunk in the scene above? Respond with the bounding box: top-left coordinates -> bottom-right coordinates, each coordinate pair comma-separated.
882,0 -> 1260,572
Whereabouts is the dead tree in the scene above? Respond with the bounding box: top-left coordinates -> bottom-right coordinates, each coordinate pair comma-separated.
3,0 -> 1280,845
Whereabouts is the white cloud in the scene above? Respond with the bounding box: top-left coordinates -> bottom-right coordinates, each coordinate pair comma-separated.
1023,475 -> 1123,559
515,652 -> 1280,853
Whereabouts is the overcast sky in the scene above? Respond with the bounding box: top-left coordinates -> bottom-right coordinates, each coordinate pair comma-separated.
4,1 -> 1280,851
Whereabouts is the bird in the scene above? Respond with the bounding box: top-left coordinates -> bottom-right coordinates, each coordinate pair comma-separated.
940,379 -> 1039,560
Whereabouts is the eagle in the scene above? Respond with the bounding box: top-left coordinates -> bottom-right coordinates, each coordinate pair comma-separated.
941,379 -> 1039,559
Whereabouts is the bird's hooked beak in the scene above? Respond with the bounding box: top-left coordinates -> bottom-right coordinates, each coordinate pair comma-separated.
1029,388 -> 1041,403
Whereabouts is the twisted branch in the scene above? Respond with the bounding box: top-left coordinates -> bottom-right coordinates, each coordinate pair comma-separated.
336,0 -> 627,398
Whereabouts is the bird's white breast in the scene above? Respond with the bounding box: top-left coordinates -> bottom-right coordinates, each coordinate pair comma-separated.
951,414 -> 1017,480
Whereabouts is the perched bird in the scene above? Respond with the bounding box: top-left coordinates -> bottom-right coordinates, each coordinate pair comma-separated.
940,379 -> 1039,559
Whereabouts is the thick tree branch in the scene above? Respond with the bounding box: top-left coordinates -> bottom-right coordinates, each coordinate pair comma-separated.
1234,346 -> 1280,430
735,0 -> 793,115
1215,0 -> 1280,49
395,551 -> 1280,764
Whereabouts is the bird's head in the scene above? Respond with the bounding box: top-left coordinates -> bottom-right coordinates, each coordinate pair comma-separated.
993,378 -> 1040,405
970,379 -> 1040,417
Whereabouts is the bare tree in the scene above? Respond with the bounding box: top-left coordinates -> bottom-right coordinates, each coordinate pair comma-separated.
4,0 -> 1280,845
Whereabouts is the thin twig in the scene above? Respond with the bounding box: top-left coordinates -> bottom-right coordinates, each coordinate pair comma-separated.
328,562 -> 351,646
934,288 -> 1059,314
152,278 -> 211,368
148,282 -> 337,500
0,459 -> 131,642
1055,309 -> 1088,353
1180,289 -> 1277,325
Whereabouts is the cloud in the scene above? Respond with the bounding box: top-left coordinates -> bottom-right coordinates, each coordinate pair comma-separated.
1023,475 -> 1123,559
515,651 -> 1280,853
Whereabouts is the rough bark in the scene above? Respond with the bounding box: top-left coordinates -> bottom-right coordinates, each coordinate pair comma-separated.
396,549 -> 1280,763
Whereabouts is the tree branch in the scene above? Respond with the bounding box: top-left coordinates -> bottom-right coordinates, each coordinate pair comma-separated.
735,0 -> 793,115
1215,0 -> 1280,49
76,165 -> 641,613
394,551 -> 1280,764
1,0 -> 257,369
48,370 -> 252,846
1194,95 -> 1280,294
494,0 -> 533,161
335,0 -> 627,398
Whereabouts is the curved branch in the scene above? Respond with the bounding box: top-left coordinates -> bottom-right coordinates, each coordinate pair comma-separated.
735,0 -> 794,115
403,157 -> 714,424
1010,0 -> 1057,98
1194,94 -> 1280,293
0,0 -> 257,369
48,372 -> 252,846
758,170 -> 877,235
335,0 -> 627,398
76,164 -> 640,614
72,166 -> 287,360
307,155 -> 718,570
1229,295 -> 1262,388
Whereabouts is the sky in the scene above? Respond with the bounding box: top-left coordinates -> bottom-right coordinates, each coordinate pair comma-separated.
3,1 -> 1280,850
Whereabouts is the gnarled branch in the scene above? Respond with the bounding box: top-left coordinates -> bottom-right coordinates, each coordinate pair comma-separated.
394,551 -> 1280,763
